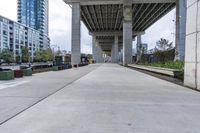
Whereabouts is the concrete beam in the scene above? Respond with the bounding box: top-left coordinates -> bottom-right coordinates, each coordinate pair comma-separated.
64,0 -> 175,5
90,31 -> 145,37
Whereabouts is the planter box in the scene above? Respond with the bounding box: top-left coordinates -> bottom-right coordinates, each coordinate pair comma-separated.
73,64 -> 78,68
68,65 -> 72,69
58,66 -> 63,70
23,69 -> 32,76
174,71 -> 184,80
52,66 -> 58,71
0,71 -> 14,80
63,64 -> 68,69
14,70 -> 23,78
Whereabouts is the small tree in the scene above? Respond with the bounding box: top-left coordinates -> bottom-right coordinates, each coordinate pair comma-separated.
34,50 -> 42,62
152,38 -> 174,63
155,38 -> 173,51
0,49 -> 14,64
46,48 -> 53,61
34,49 -> 53,62
15,56 -> 21,64
55,49 -> 62,56
21,46 -> 30,63
41,50 -> 49,62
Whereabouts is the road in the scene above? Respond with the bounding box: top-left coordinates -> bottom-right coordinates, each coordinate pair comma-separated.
0,64 -> 200,133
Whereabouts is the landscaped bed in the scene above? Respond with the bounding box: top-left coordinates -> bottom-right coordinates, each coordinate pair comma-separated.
52,66 -> 59,71
0,69 -> 14,80
142,61 -> 184,80
144,61 -> 184,70
128,61 -> 184,80
22,68 -> 32,76
14,70 -> 23,78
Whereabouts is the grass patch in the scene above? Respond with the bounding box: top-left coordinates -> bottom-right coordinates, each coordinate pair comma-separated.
145,61 -> 184,70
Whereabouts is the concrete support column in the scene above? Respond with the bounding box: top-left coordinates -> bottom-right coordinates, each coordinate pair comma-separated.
184,0 -> 200,89
71,2 -> 81,66
119,46 -> 123,64
123,0 -> 133,66
114,35 -> 119,63
175,0 -> 186,61
96,42 -> 103,63
111,43 -> 115,63
137,34 -> 142,62
92,35 -> 97,62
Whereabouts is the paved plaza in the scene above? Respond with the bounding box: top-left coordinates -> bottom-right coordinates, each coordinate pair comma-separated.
0,64 -> 200,132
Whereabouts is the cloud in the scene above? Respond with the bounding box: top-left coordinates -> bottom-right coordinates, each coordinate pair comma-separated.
0,0 -> 17,20
142,8 -> 176,50
49,0 -> 92,54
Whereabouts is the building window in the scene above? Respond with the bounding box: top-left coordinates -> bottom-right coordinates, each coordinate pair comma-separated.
3,30 -> 8,35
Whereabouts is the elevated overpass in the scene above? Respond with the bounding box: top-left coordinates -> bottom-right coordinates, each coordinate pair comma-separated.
63,0 -> 185,66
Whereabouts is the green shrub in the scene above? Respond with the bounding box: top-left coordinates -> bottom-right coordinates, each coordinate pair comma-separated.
147,60 -> 184,70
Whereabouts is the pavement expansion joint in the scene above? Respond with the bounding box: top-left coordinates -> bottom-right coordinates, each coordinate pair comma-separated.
0,65 -> 99,126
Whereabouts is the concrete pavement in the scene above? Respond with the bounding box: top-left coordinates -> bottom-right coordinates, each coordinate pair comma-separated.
0,64 -> 200,132
0,64 -> 99,125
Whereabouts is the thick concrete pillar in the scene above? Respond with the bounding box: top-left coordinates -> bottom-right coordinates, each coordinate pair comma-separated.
114,35 -> 119,63
184,0 -> 200,89
123,0 -> 133,66
137,34 -> 142,62
92,35 -> 97,62
119,46 -> 123,64
71,2 -> 81,65
96,42 -> 103,63
175,0 -> 186,61
111,43 -> 115,63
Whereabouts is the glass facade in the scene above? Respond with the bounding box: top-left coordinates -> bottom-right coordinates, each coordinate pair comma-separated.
17,0 -> 50,49
18,0 -> 37,29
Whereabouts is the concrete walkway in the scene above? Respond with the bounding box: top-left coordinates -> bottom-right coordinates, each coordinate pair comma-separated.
0,64 -> 200,133
0,64 -> 99,124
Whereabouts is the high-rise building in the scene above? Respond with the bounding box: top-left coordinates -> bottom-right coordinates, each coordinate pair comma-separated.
17,0 -> 50,48
0,15 -> 40,61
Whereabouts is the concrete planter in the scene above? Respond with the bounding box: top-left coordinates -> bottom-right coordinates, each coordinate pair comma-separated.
73,64 -> 78,68
173,71 -> 184,80
14,70 -> 23,78
0,71 -> 14,80
68,65 -> 72,69
23,69 -> 32,76
63,64 -> 68,69
52,66 -> 58,71
58,66 -> 63,70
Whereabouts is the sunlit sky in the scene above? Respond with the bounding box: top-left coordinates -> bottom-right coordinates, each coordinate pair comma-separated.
0,0 -> 176,54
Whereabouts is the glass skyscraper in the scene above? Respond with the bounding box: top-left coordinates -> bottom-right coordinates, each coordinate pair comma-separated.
17,0 -> 49,48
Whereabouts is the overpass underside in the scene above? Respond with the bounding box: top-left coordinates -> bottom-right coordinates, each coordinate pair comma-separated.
63,0 -> 185,66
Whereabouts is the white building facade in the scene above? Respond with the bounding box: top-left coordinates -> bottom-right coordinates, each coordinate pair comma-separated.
0,15 -> 41,62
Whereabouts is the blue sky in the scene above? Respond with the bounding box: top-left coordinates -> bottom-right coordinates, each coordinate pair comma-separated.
0,0 -> 175,54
